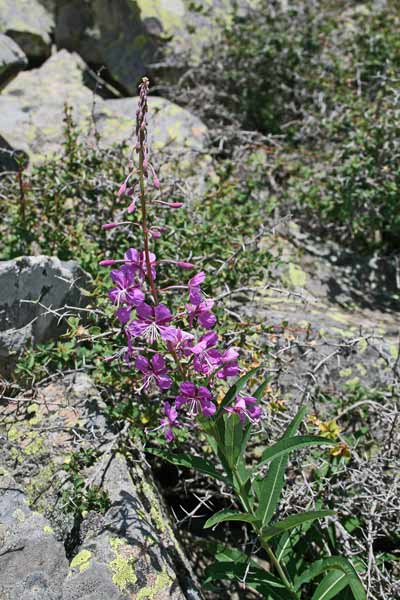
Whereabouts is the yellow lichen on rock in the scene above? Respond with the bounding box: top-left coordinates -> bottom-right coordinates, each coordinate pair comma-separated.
136,570 -> 173,599
109,538 -> 137,591
70,549 -> 92,573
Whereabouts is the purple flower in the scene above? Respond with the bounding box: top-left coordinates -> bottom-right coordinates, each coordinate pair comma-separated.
135,354 -> 172,390
191,331 -> 222,376
109,266 -> 144,307
188,272 -> 205,305
160,402 -> 179,442
124,248 -> 157,280
128,303 -> 178,343
225,396 -> 262,423
116,306 -> 132,324
167,329 -> 194,358
175,382 -> 216,417
186,299 -> 216,330
217,347 -> 240,379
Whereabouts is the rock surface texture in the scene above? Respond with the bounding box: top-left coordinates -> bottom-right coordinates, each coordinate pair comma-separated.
229,223 -> 400,405
0,373 -> 201,599
0,256 -> 90,373
0,50 -> 208,167
0,0 -> 54,61
0,33 -> 27,89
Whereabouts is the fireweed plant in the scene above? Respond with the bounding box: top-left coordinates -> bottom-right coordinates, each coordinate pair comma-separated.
101,78 -> 366,599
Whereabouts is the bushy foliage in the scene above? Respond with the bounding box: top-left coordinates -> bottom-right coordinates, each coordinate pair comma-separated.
173,0 -> 400,253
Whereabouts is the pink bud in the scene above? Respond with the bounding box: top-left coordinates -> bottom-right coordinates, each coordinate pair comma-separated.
118,181 -> 127,196
102,222 -> 131,230
150,229 -> 161,239
127,199 -> 137,213
155,200 -> 183,209
102,223 -> 119,230
143,158 -> 148,171
99,259 -> 117,266
176,261 -> 195,269
153,175 -> 160,189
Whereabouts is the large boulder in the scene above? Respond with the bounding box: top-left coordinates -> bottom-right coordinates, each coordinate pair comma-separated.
52,0 -> 258,93
0,485 -> 69,600
0,256 -> 90,374
0,373 -> 202,599
0,51 -> 95,164
0,50 -> 208,167
95,96 -> 208,154
0,33 -> 27,90
54,0 -> 170,94
228,221 -> 400,404
0,0 -> 54,61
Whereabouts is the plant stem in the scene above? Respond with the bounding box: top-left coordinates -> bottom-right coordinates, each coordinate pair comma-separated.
233,467 -> 295,594
138,132 -> 158,305
17,163 -> 26,230
259,538 -> 295,593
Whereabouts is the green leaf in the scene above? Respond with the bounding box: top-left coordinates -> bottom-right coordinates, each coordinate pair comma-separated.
261,510 -> 335,541
255,406 -> 307,526
311,570 -> 349,600
255,435 -> 337,472
223,412 -> 244,469
275,516 -> 322,564
204,508 -> 257,529
215,545 -> 249,564
204,561 -> 295,599
295,557 -> 366,599
216,366 -> 261,416
148,449 -> 229,484
253,377 -> 271,401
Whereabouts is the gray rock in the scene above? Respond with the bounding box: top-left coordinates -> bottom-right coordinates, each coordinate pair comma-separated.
229,221 -> 400,404
0,50 -> 95,165
0,133 -> 28,172
53,0 -> 179,94
52,1 -> 259,91
0,373 -> 202,599
0,485 -> 69,600
96,96 -> 208,153
0,256 -> 90,373
0,0 -> 54,61
0,33 -> 27,89
0,50 -> 209,169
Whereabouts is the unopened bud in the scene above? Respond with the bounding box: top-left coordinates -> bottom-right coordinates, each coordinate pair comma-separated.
118,181 -> 127,196
176,261 -> 195,269
99,259 -> 117,266
102,223 -> 120,230
127,199 -> 137,214
155,200 -> 183,209
153,175 -> 160,189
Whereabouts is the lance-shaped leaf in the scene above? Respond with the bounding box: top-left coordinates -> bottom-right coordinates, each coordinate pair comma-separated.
204,508 -> 257,529
261,510 -> 335,541
204,560 -> 297,599
295,556 -> 366,599
311,570 -> 349,600
254,435 -> 337,473
149,449 -> 229,484
254,406 -> 307,526
253,377 -> 271,401
223,412 -> 246,469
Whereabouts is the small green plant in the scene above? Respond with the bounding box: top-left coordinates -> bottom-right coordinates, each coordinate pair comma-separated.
63,449 -> 111,516
97,78 -> 366,599
154,375 -> 365,599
